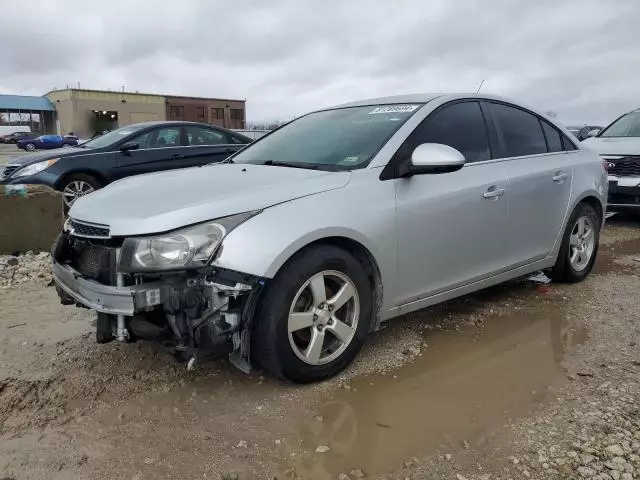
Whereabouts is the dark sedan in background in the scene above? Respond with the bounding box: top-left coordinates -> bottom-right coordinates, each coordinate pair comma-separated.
1,121 -> 251,207
566,125 -> 603,141
1,131 -> 37,144
17,134 -> 79,151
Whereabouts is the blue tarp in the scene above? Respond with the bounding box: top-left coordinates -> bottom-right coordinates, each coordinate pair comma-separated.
0,94 -> 55,111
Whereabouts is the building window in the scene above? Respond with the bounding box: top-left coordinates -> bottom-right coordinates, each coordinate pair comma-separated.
197,106 -> 205,119
230,108 -> 244,120
211,108 -> 224,119
169,105 -> 184,119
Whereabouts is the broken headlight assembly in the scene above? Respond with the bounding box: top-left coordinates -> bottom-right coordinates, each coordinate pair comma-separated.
118,211 -> 259,272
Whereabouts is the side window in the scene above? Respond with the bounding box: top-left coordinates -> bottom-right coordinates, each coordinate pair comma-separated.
141,127 -> 181,149
229,135 -> 247,145
398,101 -> 491,164
185,126 -> 228,146
562,135 -> 577,151
129,130 -> 153,149
540,120 -> 563,152
489,103 -> 547,158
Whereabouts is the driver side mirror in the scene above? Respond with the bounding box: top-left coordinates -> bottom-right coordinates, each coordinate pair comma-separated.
119,142 -> 139,153
399,143 -> 466,177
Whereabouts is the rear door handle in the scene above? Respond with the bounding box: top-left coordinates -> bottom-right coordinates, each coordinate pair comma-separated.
483,187 -> 505,199
171,154 -> 183,159
552,171 -> 568,182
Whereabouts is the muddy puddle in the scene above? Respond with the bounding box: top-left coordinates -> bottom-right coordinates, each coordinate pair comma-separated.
288,303 -> 585,479
594,236 -> 640,275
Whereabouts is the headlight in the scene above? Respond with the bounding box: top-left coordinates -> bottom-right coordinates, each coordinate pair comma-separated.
118,211 -> 258,272
13,158 -> 59,178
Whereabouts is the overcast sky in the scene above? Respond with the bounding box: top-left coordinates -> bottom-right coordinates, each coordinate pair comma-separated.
1,0 -> 639,124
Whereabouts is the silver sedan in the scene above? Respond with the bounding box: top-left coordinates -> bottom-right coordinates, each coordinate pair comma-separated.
54,93 -> 607,383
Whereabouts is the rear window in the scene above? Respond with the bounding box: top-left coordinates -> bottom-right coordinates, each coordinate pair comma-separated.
488,103 -> 547,158
540,120 -> 563,153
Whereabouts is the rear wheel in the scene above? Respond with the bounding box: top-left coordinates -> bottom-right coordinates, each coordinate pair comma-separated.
59,173 -> 101,209
252,245 -> 373,383
551,202 -> 600,283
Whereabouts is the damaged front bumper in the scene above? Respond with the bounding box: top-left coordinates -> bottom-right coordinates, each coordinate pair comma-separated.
52,233 -> 264,372
53,261 -> 153,316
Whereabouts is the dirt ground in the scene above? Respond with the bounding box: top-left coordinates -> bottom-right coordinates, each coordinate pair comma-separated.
0,217 -> 639,480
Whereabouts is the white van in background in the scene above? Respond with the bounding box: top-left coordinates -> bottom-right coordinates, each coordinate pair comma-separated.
0,126 -> 32,136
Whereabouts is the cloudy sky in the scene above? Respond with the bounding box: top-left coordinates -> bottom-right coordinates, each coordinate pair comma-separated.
1,0 -> 639,124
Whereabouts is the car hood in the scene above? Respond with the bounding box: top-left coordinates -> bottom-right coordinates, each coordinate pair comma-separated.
7,148 -> 86,166
70,164 -> 352,236
581,136 -> 640,155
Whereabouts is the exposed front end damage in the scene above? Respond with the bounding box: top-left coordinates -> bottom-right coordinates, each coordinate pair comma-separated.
52,231 -> 264,372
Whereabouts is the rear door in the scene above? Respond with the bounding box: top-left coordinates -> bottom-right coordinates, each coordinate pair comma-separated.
484,101 -> 573,266
394,101 -> 510,305
182,125 -> 246,166
114,125 -> 185,179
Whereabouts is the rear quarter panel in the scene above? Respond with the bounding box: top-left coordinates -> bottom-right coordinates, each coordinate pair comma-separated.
549,148 -> 607,256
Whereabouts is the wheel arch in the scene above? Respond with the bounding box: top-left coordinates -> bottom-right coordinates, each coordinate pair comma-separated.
54,170 -> 107,190
267,235 -> 384,332
577,195 -> 604,224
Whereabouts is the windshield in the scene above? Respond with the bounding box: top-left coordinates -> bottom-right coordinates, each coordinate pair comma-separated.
79,124 -> 146,148
231,104 -> 423,170
600,112 -> 640,138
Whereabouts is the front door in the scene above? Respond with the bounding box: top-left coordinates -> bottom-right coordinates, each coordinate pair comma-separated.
114,125 -> 185,179
393,101 -> 510,305
484,102 -> 573,266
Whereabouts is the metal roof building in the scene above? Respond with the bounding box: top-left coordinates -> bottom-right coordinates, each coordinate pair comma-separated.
0,94 -> 56,134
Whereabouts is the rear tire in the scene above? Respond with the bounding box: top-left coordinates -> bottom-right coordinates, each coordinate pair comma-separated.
551,202 -> 601,283
252,245 -> 373,383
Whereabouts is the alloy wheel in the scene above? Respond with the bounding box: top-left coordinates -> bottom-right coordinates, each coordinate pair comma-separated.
569,216 -> 595,272
62,181 -> 95,207
288,270 -> 360,365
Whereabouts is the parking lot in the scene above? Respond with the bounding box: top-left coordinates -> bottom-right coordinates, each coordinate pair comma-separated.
0,144 -> 29,167
0,217 -> 638,480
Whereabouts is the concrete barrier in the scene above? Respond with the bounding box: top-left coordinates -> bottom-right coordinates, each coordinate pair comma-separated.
0,185 -> 64,255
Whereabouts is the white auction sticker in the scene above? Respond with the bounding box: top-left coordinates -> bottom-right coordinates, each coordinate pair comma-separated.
369,105 -> 420,114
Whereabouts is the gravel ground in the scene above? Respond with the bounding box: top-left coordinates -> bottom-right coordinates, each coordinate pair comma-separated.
0,252 -> 53,288
0,217 -> 638,480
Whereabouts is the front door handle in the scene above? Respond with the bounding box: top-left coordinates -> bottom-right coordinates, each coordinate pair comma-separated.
171,154 -> 183,159
483,187 -> 505,199
552,171 -> 568,182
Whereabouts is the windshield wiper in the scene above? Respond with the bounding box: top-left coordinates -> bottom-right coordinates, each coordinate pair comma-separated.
263,160 -> 319,170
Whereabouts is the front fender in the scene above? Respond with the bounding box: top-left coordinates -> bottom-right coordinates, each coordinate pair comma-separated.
212,173 -> 396,290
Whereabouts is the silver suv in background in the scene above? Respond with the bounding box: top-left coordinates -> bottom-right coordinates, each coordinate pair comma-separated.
582,108 -> 640,211
52,94 -> 607,383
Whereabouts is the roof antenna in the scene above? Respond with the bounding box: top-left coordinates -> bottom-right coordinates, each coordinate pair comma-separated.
476,79 -> 485,94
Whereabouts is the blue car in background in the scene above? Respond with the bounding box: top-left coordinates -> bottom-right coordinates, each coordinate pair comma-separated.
17,134 -> 79,151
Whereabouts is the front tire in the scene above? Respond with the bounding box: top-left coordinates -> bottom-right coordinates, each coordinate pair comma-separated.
59,173 -> 101,209
551,202 -> 601,283
252,245 -> 373,383
25,143 -> 36,151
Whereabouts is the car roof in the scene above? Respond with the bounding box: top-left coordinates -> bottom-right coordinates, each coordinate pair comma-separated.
322,93 -> 541,111
125,120 -> 239,131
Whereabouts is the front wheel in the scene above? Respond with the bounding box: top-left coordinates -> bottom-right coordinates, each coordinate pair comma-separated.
60,173 -> 101,209
551,202 -> 601,283
252,245 -> 373,383
25,143 -> 36,151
